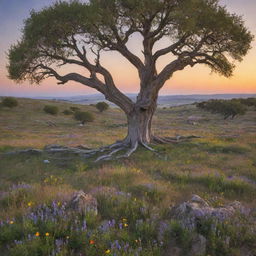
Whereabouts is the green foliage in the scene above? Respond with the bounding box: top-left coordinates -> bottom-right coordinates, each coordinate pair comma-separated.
239,97 -> 256,107
43,105 -> 59,115
7,0 -> 253,84
95,102 -> 109,113
197,99 -> 247,119
96,193 -> 149,222
74,111 -> 94,124
62,109 -> 73,115
1,97 -> 18,108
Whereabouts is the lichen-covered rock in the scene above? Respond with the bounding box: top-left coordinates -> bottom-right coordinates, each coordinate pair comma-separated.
170,194 -> 249,229
68,190 -> 98,215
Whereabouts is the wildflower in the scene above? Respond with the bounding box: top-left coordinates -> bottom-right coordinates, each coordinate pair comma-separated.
27,202 -> 32,207
9,220 -> 14,224
122,218 -> 127,222
35,232 -> 40,237
135,239 -> 138,243
66,236 -> 70,239
57,202 -> 61,206
105,249 -> 111,254
89,240 -> 95,245
134,198 -> 137,202
45,232 -> 50,237
124,223 -> 128,227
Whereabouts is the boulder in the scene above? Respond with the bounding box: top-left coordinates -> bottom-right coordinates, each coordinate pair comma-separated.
170,194 -> 249,230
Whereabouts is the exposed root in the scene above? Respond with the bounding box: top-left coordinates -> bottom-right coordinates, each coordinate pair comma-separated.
152,135 -> 201,144
2,148 -> 43,156
117,141 -> 138,159
140,141 -> 156,152
1,135 -> 200,162
94,146 -> 126,162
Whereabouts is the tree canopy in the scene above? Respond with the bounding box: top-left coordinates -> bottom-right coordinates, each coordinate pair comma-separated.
8,0 -> 253,93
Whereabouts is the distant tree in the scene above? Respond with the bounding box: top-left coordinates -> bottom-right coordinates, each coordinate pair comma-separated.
197,99 -> 247,119
1,97 -> 18,108
7,0 -> 253,157
96,102 -> 109,112
43,105 -> 59,115
74,111 -> 95,124
239,98 -> 256,107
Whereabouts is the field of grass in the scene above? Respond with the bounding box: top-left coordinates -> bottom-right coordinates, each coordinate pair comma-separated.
0,98 -> 255,255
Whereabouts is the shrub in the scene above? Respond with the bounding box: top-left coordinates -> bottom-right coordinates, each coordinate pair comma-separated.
43,105 -> 59,115
74,111 -> 94,124
197,99 -> 247,119
95,102 -> 109,112
63,109 -> 73,115
1,97 -> 18,108
239,97 -> 256,107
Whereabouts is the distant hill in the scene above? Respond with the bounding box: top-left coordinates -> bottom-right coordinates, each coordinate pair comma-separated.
34,93 -> 256,107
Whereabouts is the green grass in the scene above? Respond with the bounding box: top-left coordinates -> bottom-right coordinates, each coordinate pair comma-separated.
0,98 -> 255,255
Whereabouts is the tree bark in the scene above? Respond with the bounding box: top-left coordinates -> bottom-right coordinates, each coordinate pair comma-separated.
123,90 -> 158,147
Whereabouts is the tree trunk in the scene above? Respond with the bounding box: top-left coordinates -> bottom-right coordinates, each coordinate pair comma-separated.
124,94 -> 157,147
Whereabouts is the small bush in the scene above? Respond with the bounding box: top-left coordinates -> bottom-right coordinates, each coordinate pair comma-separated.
70,106 -> 80,112
74,111 -> 94,124
197,99 -> 247,119
239,97 -> 256,107
63,109 -> 73,115
43,105 -> 59,115
1,97 -> 18,108
95,102 -> 109,112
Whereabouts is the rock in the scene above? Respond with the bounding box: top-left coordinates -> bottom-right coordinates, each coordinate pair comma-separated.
191,194 -> 209,207
43,159 -> 50,164
68,190 -> 97,215
170,195 -> 249,229
191,234 -> 206,256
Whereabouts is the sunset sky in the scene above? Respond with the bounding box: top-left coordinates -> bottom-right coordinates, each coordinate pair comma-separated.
0,0 -> 256,97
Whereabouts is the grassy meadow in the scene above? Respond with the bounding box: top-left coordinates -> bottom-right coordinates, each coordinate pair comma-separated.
0,98 -> 255,255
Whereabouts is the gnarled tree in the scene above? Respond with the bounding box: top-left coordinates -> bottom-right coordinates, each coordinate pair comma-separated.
7,0 -> 253,159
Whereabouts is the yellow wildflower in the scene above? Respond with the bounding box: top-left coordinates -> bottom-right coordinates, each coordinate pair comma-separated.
45,232 -> 50,237
27,202 -> 32,207
9,220 -> 14,224
124,223 -> 128,227
105,249 -> 111,254
35,232 -> 40,237
122,218 -> 127,222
